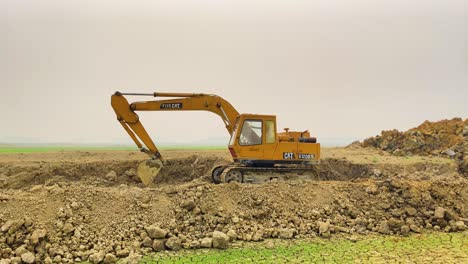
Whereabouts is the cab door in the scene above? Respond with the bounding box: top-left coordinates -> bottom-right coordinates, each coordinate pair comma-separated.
236,119 -> 264,160
262,119 -> 277,161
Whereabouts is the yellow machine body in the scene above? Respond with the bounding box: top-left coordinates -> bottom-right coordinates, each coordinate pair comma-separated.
228,114 -> 320,165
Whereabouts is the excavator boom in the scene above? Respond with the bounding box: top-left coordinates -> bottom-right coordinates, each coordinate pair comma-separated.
111,91 -> 240,185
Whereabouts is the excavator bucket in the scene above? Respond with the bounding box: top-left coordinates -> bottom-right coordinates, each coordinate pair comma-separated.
137,159 -> 164,186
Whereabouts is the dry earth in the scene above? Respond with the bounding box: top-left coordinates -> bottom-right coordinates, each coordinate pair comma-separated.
0,148 -> 467,263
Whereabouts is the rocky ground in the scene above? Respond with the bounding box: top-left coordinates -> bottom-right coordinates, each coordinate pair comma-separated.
0,149 -> 467,263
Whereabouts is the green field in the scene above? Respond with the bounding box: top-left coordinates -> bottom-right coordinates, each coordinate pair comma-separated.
0,145 -> 225,153
141,233 -> 468,264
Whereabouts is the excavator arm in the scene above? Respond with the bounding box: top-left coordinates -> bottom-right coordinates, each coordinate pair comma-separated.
111,91 -> 240,185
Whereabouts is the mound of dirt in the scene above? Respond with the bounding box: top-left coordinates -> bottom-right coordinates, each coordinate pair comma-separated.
360,118 -> 467,176
361,118 -> 466,156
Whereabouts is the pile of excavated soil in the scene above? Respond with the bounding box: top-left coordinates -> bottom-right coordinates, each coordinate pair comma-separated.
361,118 -> 467,157
360,118 -> 467,176
0,154 -> 467,263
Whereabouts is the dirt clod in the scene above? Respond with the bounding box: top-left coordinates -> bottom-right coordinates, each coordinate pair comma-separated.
212,231 -> 230,249
200,237 -> 212,248
165,237 -> 181,251
20,252 -> 35,264
145,225 -> 167,239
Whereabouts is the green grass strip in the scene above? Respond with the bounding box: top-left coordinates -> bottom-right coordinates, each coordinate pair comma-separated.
140,233 -> 468,264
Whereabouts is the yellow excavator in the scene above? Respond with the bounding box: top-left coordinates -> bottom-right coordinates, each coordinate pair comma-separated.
111,92 -> 320,185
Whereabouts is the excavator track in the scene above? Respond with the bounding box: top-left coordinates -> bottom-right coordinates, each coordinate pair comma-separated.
212,163 -> 320,184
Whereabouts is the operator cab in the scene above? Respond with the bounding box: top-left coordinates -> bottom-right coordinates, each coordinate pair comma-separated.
228,114 -> 320,166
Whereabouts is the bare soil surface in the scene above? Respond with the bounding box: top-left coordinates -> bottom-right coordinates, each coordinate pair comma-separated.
0,148 -> 467,263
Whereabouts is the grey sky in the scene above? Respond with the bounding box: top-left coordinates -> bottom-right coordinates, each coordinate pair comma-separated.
2,0 -> 467,145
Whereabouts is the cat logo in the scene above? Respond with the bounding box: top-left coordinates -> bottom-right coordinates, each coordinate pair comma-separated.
283,152 -> 295,159
160,103 -> 183,109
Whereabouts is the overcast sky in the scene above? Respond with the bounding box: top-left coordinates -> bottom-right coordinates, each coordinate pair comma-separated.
2,0 -> 467,146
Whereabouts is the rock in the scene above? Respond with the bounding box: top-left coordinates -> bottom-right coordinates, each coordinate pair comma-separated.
53,256 -> 61,263
23,217 -> 33,227
89,251 -> 106,264
409,224 -> 421,233
116,248 -> 130,258
152,240 -> 165,251
15,246 -> 28,256
387,218 -> 404,230
434,207 -> 446,219
192,207 -> 201,215
371,169 -> 382,178
70,201 -> 80,210
405,207 -> 417,216
443,149 -> 456,157
226,229 -> 237,241
6,220 -> 24,234
189,240 -> 200,248
454,221 -> 466,231
0,259 -> 11,264
318,221 -> 331,237
400,225 -> 410,236
124,168 -> 136,177
21,252 -> 35,264
380,203 -> 391,210
212,231 -> 229,249
29,185 -> 43,192
365,185 -> 379,195
123,253 -> 141,264
200,237 -> 212,248
46,184 -> 64,194
393,149 -> 405,156
141,237 -> 153,248
103,253 -> 117,264
31,229 -> 47,245
279,228 -> 295,239
264,240 -> 275,249
165,236 -> 181,251
181,200 -> 196,211
378,221 -> 391,234
62,223 -> 75,234
43,257 -> 52,264
252,230 -> 264,241
10,257 -> 20,264
0,220 -> 13,232
105,171 -> 117,181
445,209 -> 457,221
145,225 -> 167,239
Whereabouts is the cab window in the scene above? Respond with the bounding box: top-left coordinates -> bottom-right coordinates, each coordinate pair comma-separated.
239,120 -> 262,145
265,120 -> 275,144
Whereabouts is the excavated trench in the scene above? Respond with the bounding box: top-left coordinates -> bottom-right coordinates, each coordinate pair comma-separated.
0,156 -> 457,189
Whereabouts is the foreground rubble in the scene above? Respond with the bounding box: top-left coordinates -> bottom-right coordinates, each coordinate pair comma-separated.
0,151 -> 467,263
